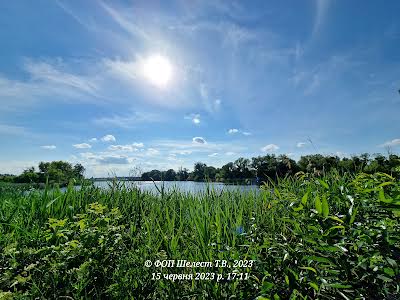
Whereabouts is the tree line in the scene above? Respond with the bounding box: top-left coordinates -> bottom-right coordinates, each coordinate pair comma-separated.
0,161 -> 85,185
140,153 -> 400,183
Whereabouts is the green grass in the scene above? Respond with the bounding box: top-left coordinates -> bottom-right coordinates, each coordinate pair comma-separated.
0,171 -> 399,299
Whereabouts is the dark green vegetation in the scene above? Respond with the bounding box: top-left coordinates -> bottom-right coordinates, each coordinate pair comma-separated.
0,161 -> 85,187
141,153 -> 400,184
1,172 -> 399,299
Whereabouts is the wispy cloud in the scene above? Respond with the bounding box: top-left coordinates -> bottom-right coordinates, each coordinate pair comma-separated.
199,83 -> 222,113
297,142 -> 307,148
380,138 -> 400,147
171,150 -> 192,155
146,148 -> 160,156
94,111 -> 163,128
100,1 -> 151,42
73,143 -> 91,149
108,144 -> 142,152
312,0 -> 331,38
79,152 -> 132,165
41,145 -> 56,150
208,152 -> 219,157
261,144 -> 279,152
24,60 -> 98,96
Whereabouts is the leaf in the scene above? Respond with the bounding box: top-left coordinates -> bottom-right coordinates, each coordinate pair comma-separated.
315,195 -> 322,214
349,206 -> 358,225
383,267 -> 395,277
305,256 -> 333,264
386,257 -> 398,269
378,181 -> 394,188
318,179 -> 329,189
327,216 -> 344,223
301,192 -> 309,206
293,204 -> 304,212
322,195 -> 329,217
262,281 -> 275,292
327,283 -> 352,289
323,225 -> 345,236
300,266 -> 317,274
309,282 -> 319,291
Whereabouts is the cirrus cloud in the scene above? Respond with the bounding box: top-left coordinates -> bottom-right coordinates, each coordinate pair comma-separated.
73,143 -> 91,149
41,145 -> 56,150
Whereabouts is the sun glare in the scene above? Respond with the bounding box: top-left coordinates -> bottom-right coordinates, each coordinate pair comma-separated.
142,54 -> 173,88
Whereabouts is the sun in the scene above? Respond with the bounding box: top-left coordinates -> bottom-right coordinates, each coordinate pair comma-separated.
142,54 -> 173,88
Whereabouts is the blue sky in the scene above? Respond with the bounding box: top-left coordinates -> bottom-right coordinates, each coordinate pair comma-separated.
1,0 -> 399,177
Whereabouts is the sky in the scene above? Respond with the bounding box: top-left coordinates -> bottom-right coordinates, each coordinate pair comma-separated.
1,0 -> 400,177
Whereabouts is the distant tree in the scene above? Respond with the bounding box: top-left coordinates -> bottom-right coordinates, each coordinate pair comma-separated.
205,166 -> 217,181
73,164 -> 85,179
176,167 -> 189,181
164,169 -> 176,181
141,170 -> 162,181
193,162 -> 207,181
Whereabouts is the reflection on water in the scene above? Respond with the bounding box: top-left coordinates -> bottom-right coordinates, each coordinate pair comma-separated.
93,181 -> 260,194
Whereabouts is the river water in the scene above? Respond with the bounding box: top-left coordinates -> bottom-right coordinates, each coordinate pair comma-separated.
92,181 -> 260,194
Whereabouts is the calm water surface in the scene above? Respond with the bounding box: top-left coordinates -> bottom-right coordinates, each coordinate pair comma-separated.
93,181 -> 260,194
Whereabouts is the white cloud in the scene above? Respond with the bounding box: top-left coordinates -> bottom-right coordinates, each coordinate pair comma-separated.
381,138 -> 400,147
228,128 -> 239,134
132,142 -> 144,148
312,0 -> 331,38
101,134 -> 116,142
261,144 -> 279,152
225,152 -> 236,156
208,153 -> 219,157
171,150 -> 192,155
192,137 -> 207,144
146,148 -> 160,156
73,143 -> 91,149
227,129 -> 251,135
297,142 -> 307,148
41,145 -> 56,150
108,145 -> 138,152
89,138 -> 97,142
184,113 -> 201,125
98,155 -> 130,165
79,152 -> 130,165
100,2 -> 151,41
24,60 -> 98,96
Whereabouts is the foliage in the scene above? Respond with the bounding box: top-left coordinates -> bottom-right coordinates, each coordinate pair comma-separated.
0,172 -> 399,299
4,161 -> 85,186
140,153 -> 400,184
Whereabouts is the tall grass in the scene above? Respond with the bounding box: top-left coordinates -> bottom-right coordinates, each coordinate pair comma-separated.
0,172 -> 399,299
